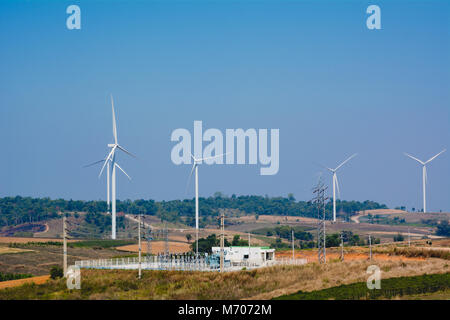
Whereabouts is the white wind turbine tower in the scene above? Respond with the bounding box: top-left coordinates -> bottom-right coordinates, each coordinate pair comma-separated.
186,153 -> 228,257
404,149 -> 446,213
85,95 -> 136,239
324,153 -> 358,222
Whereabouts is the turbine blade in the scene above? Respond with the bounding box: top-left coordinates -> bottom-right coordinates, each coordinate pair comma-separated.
185,163 -> 196,196
200,152 -> 231,161
111,95 -> 118,144
404,153 -> 424,165
335,174 -> 341,199
335,153 -> 358,171
425,149 -> 446,164
115,162 -> 131,180
117,145 -> 137,158
83,159 -> 105,168
98,147 -> 116,178
315,162 -> 334,172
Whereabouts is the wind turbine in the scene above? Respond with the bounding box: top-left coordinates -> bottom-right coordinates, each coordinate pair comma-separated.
404,149 -> 446,213
85,95 -> 135,239
185,152 -> 228,257
323,153 -> 358,222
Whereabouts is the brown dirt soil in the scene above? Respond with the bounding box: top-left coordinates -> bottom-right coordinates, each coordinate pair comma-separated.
0,275 -> 50,290
116,241 -> 191,254
0,237 -> 79,244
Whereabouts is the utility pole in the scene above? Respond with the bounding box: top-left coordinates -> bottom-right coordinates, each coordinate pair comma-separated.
368,234 -> 372,261
220,211 -> 224,272
408,227 -> 411,247
340,232 -> 344,262
147,228 -> 152,262
164,223 -> 169,258
248,233 -> 251,262
138,214 -> 142,279
63,213 -> 67,277
291,229 -> 295,260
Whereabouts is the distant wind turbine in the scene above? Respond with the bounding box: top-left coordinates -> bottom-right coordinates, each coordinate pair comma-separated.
84,95 -> 135,239
323,153 -> 358,222
186,152 -> 228,257
404,149 -> 446,213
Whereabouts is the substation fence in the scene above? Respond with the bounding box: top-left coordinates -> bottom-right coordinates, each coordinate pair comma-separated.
74,255 -> 307,272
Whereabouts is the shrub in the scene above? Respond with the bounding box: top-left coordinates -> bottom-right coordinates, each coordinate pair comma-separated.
50,266 -> 64,279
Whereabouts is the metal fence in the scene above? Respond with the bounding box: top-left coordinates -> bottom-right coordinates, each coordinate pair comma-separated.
75,255 -> 307,272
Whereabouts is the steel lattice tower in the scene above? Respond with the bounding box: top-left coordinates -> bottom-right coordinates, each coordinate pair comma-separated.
313,179 -> 328,264
164,223 -> 169,257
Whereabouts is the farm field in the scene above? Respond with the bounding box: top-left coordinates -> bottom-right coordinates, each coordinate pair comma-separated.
0,275 -> 50,290
0,237 -> 79,244
0,246 -> 34,255
0,242 -> 131,276
274,273 -> 450,300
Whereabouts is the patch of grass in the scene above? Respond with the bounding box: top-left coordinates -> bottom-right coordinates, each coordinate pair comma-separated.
68,239 -> 135,249
9,241 -> 62,248
386,247 -> 450,260
274,273 -> 450,300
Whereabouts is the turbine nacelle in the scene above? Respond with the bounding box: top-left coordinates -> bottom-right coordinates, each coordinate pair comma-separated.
320,153 -> 358,222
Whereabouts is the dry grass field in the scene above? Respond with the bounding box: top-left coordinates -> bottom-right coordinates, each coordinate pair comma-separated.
0,246 -> 34,255
0,256 -> 447,300
0,275 -> 50,290
276,248 -> 426,263
0,244 -> 130,276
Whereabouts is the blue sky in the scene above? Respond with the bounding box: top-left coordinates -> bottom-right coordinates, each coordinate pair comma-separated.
0,0 -> 449,211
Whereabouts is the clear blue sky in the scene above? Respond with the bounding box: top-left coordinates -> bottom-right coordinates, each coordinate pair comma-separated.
1,0 -> 449,211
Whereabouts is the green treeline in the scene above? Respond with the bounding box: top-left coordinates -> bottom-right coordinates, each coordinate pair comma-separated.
274,273 -> 450,300
0,195 -> 387,228
0,272 -> 33,282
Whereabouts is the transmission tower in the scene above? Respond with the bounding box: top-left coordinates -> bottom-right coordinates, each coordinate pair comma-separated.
146,227 -> 152,259
164,223 -> 169,257
219,210 -> 225,272
63,213 -> 67,277
313,178 -> 328,264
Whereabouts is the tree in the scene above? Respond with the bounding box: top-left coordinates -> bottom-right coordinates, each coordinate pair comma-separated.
50,266 -> 63,279
186,234 -> 192,243
393,233 -> 404,242
325,233 -> 340,247
436,220 -> 450,237
231,235 -> 248,246
191,234 -> 231,253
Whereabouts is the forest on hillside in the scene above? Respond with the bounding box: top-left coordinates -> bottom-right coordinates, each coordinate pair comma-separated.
0,194 -> 387,228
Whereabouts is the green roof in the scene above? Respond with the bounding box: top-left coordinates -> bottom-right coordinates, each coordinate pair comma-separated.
229,246 -> 272,249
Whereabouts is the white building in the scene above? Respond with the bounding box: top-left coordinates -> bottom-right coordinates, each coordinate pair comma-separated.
211,246 -> 275,265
